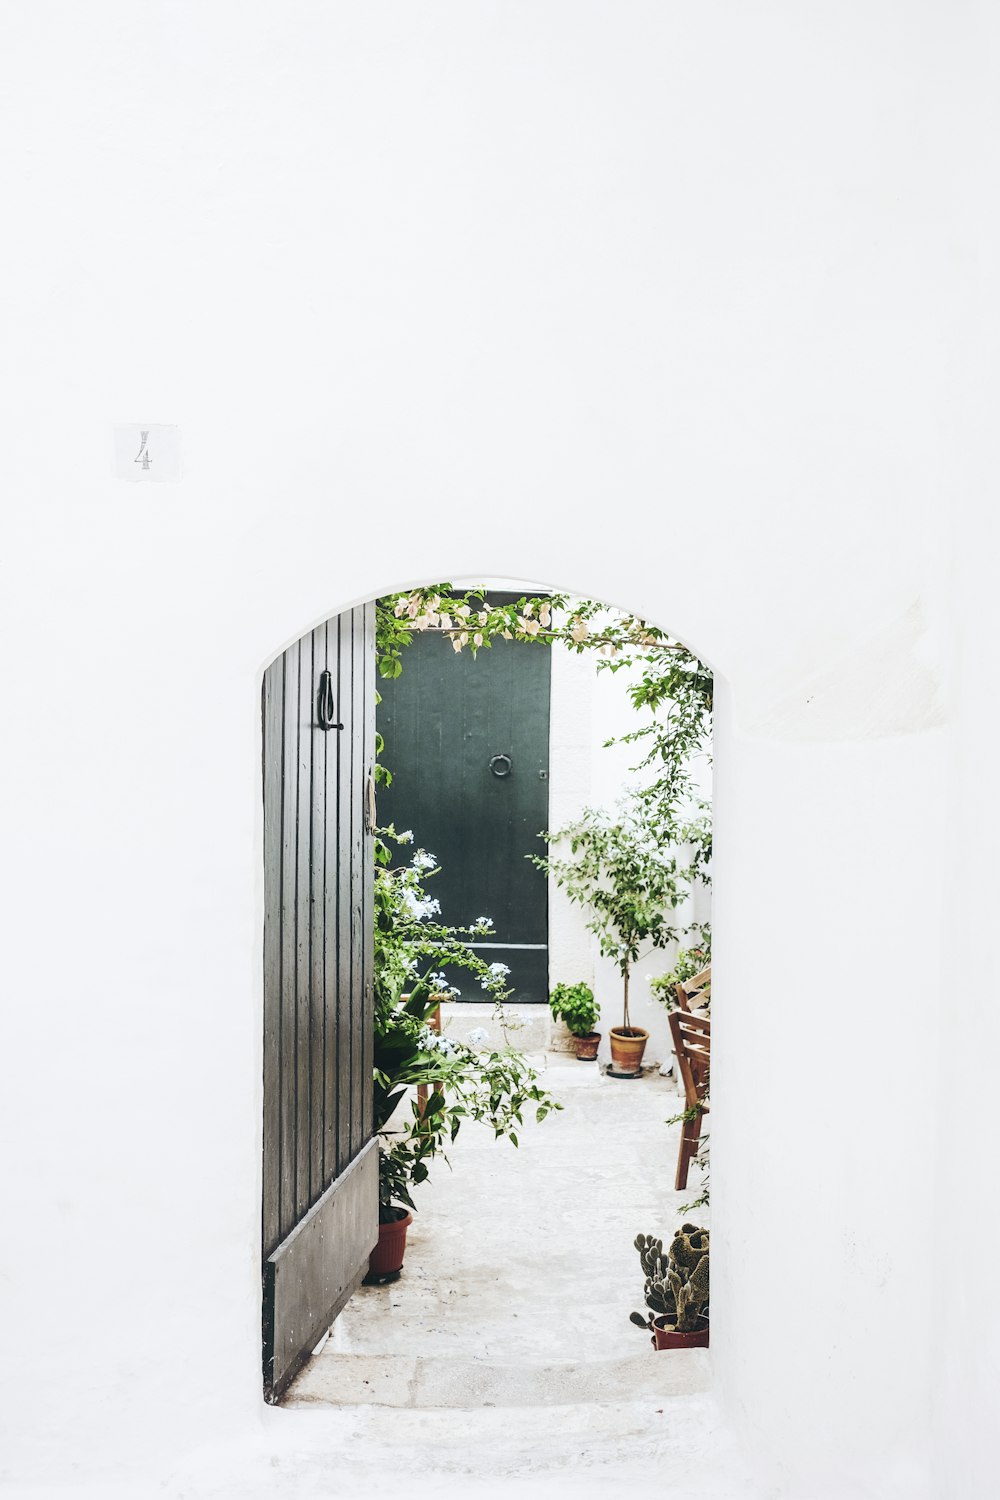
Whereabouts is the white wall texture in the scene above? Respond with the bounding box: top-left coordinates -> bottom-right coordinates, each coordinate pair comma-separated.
546,621 -> 712,1067
0,3 -> 995,1497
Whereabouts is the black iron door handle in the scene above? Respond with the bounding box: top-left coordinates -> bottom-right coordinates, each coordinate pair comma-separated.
317,669 -> 343,731
489,753 -> 512,777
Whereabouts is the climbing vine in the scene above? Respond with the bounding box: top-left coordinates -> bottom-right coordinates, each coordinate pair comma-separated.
374,585 -> 713,844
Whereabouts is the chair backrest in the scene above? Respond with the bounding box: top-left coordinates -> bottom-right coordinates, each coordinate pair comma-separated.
668,1010 -> 711,1111
674,964 -> 711,1013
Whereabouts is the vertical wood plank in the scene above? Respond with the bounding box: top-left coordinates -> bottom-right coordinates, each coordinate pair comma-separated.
336,610 -> 354,1175
294,630 -> 314,1221
262,658 -> 284,1256
361,601 -> 376,1141
309,623 -> 328,1206
279,638 -> 300,1242
323,616 -> 341,1183
350,605 -> 365,1161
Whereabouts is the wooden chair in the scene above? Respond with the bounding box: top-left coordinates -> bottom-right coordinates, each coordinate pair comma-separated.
668,1009 -> 710,1190
674,964 -> 711,1014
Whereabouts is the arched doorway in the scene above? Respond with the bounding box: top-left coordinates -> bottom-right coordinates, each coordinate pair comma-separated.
261,581 -> 712,1400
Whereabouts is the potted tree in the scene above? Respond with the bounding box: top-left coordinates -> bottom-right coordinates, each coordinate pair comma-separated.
548,980 -> 601,1059
629,1225 -> 710,1349
534,791 -> 692,1076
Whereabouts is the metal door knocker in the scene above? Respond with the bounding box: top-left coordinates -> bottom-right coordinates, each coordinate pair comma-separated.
489,753 -> 513,778
317,669 -> 343,731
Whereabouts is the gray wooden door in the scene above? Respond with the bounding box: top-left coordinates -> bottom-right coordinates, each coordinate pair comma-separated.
377,603 -> 551,1001
261,603 -> 377,1401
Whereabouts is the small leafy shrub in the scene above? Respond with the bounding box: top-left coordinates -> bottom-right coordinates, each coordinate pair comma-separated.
548,981 -> 599,1037
373,828 -> 560,1222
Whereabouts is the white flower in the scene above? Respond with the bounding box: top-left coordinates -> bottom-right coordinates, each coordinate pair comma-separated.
406,595 -> 421,619
477,611 -> 488,625
455,603 -> 472,619
397,829 -> 414,843
466,1026 -> 490,1046
522,601 -> 534,618
473,632 -> 483,647
488,961 -> 511,978
539,605 -> 551,627
439,614 -> 452,631
412,849 -> 437,870
459,630 -> 469,645
519,617 -> 540,636
452,637 -> 463,652
570,618 -> 589,643
393,599 -> 406,617
422,1029 -> 456,1056
475,916 -> 493,927
501,628 -> 512,640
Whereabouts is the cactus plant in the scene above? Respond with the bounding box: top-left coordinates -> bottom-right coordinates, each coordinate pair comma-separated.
629,1223 -> 709,1334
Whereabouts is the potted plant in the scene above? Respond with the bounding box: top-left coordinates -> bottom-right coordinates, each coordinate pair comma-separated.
369,830 -> 560,1279
533,791 -> 693,1076
548,980 -> 601,1060
629,1225 -> 710,1349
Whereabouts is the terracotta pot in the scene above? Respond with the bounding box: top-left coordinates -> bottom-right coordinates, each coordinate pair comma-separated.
652,1314 -> 710,1350
368,1210 -> 413,1277
608,1026 -> 649,1074
573,1031 -> 601,1060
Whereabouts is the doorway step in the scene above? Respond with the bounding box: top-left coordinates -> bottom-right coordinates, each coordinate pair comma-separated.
284,1347 -> 710,1408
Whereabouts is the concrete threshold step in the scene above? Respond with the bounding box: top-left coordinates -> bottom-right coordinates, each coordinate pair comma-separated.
285,1347 -> 711,1409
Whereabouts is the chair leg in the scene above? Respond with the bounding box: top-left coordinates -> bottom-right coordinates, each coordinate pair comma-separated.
675,1124 -> 692,1190
674,1109 -> 704,1192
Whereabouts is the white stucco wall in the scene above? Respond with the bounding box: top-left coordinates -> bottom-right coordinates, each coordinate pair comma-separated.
0,4 -> 994,1498
546,620 -> 711,1066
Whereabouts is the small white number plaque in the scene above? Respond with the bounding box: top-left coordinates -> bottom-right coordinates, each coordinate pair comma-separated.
113,424 -> 181,482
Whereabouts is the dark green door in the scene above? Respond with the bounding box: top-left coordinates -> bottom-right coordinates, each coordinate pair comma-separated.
377,603 -> 550,1002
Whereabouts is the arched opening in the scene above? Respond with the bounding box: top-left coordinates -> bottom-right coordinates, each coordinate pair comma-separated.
260,576 -> 715,1421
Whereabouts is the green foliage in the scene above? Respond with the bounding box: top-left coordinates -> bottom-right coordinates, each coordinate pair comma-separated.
649,940 -> 712,1011
532,791 -> 704,1031
630,1225 -> 710,1334
548,981 -> 599,1037
374,587 -> 714,839
372,829 -> 560,1221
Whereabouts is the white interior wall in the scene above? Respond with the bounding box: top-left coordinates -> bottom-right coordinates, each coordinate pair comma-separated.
1,4 -> 993,1498
548,630 -> 711,1066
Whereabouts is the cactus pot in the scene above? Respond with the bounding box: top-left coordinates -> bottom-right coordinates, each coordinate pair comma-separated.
368,1209 -> 413,1278
573,1031 -> 601,1060
609,1026 -> 649,1074
652,1314 -> 710,1350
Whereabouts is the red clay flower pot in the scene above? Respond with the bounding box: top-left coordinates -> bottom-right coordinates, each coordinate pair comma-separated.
573,1031 -> 601,1060
652,1314 -> 710,1350
368,1210 -> 413,1277
609,1026 -> 649,1074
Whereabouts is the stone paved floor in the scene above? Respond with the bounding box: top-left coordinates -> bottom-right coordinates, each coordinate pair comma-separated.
289,1051 -> 711,1394
159,1060 -> 755,1500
